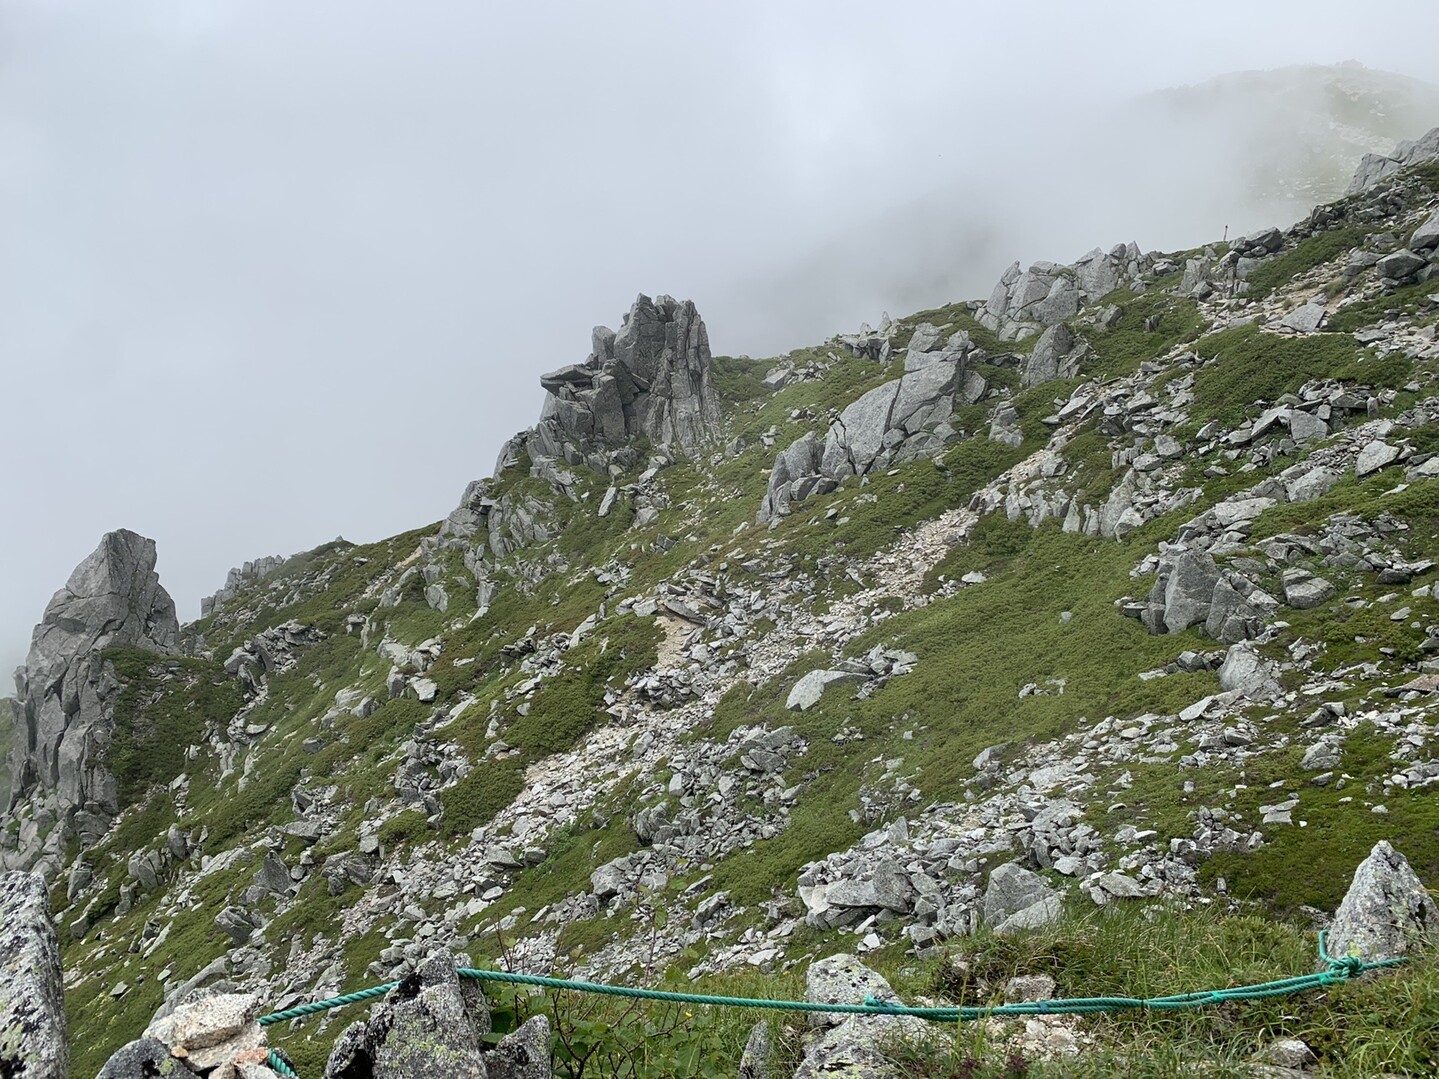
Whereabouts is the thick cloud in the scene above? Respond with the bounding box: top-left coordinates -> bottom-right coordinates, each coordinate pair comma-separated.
2,0 -> 1438,676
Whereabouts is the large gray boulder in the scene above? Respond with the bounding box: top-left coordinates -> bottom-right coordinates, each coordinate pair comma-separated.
1327,841 -> 1437,964
1217,642 -> 1281,699
1149,550 -> 1222,634
1021,323 -> 1086,387
786,670 -> 866,712
485,1015 -> 552,1079
0,872 -> 67,1079
1139,550 -> 1275,644
793,955 -> 928,1079
1375,249 -> 1428,280
325,953 -> 492,1079
97,1038 -> 199,1078
532,294 -> 720,459
757,432 -> 827,523
5,531 -> 178,867
757,345 -> 977,521
983,862 -> 1058,927
981,246 -> 1146,340
1411,208 -> 1439,252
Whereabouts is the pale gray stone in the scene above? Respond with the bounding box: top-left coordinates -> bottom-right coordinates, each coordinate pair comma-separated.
1286,410 -> 1329,443
1285,465 -> 1342,503
0,872 -> 67,1079
323,953 -> 490,1079
995,893 -> 1064,935
802,953 -> 903,1030
1283,570 -> 1335,610
1411,208 -> 1439,252
738,1021 -> 772,1079
984,862 -> 1056,925
796,956 -> 928,1077
1347,128 -> 1439,193
1218,642 -> 1281,698
1376,249 -> 1427,280
1254,1038 -> 1314,1070
1021,323 -> 1078,387
1279,301 -> 1326,333
144,992 -> 265,1071
1159,551 -> 1222,634
786,670 -> 866,711
98,1038 -> 198,1078
7,530 -> 178,828
1356,441 -> 1401,477
1327,841 -> 1437,963
485,1014 -> 550,1079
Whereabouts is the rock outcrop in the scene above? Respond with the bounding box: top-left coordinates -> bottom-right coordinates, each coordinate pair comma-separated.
100,991 -> 282,1078
1136,549 -> 1277,644
758,336 -> 985,522
980,243 -> 1151,341
793,954 -> 928,1079
5,530 -> 178,869
200,554 -> 286,617
0,872 -> 67,1079
1346,125 -> 1439,194
532,294 -> 720,461
323,952 -> 553,1079
325,952 -> 492,1078
1327,840 -> 1437,963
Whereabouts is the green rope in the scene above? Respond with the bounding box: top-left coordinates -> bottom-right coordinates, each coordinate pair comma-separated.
266,1050 -> 298,1077
254,931 -> 1403,1072
259,982 -> 399,1026
257,931 -> 1398,1025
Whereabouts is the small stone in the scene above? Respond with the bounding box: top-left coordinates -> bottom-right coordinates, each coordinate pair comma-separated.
1004,974 -> 1057,1003
1254,1037 -> 1314,1070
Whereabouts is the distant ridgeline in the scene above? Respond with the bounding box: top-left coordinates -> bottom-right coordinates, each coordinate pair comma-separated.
4,129 -> 1439,1079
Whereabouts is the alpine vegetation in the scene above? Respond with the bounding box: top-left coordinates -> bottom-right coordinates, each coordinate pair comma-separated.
8,131 -> 1439,1079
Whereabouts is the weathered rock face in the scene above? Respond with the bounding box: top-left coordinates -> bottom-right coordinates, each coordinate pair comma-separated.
1346,125 -> 1439,194
200,553 -> 286,617
758,336 -> 983,522
1327,840 -> 1437,963
0,871 -> 68,1079
793,954 -> 928,1079
1021,323 -> 1089,388
324,952 -> 491,1079
6,530 -> 178,847
100,990 -> 280,1078
532,294 -> 720,460
980,243 -> 1149,341
1137,549 -> 1277,644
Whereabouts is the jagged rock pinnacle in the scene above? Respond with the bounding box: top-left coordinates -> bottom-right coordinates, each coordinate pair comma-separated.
4,529 -> 177,870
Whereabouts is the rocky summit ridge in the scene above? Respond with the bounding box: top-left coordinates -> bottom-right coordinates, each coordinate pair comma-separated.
7,133 -> 1439,1077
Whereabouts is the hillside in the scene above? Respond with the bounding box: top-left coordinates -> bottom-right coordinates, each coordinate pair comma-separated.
738,63 -> 1439,354
6,133 -> 1439,1078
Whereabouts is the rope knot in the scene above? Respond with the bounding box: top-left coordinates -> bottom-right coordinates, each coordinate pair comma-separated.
1328,955 -> 1365,979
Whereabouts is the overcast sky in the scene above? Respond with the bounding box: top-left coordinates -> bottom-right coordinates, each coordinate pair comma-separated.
3,0 -> 1439,681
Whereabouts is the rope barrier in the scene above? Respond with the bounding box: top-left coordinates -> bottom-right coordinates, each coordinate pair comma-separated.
255,931 -> 1403,1074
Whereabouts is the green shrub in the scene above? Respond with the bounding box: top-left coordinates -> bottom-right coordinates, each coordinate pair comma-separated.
377,808 -> 430,847
440,758 -> 525,837
1090,288 -> 1204,375
506,617 -> 660,757
1244,224 -> 1368,297
103,649 -> 244,807
1192,325 -> 1374,425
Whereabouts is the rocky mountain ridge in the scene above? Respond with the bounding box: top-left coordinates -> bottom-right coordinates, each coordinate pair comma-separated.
7,129 -> 1439,1077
